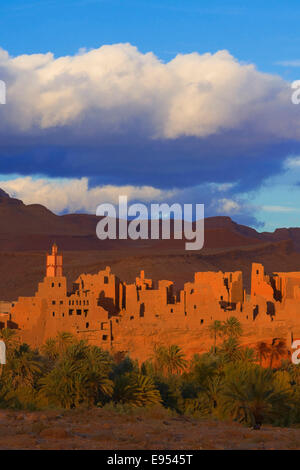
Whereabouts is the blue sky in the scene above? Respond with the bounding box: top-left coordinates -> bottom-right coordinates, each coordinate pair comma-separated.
1,0 -> 300,231
1,0 -> 299,79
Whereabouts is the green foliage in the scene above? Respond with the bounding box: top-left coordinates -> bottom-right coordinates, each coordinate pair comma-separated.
188,353 -> 220,386
0,328 -> 297,430
111,355 -> 138,378
184,375 -> 223,418
221,363 -> 292,428
269,339 -> 287,369
208,317 -> 243,355
155,375 -> 183,412
39,340 -> 113,408
256,341 -> 271,366
219,337 -> 243,363
41,338 -> 58,362
113,372 -> 161,407
8,344 -> 42,389
0,379 -> 13,409
152,345 -> 187,376
0,328 -> 19,358
208,320 -> 223,353
222,317 -> 243,339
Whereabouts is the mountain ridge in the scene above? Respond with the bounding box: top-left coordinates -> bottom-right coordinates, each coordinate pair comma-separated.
0,189 -> 300,300
0,189 -> 298,251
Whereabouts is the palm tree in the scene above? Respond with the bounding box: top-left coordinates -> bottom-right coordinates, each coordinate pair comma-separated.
113,373 -> 161,407
208,320 -> 223,353
152,345 -> 187,376
219,337 -> 242,363
239,347 -> 256,363
256,341 -> 271,366
39,359 -> 79,409
284,362 -> 300,386
184,375 -> 223,416
222,317 -> 243,339
0,380 -> 12,408
40,341 -> 114,408
56,331 -> 76,356
165,345 -> 187,375
269,338 -> 286,369
204,375 -> 223,410
0,328 -> 18,357
64,340 -> 89,362
189,353 -> 219,388
152,345 -> 166,375
222,366 -> 290,429
79,345 -> 113,403
9,344 -> 41,388
41,338 -> 58,362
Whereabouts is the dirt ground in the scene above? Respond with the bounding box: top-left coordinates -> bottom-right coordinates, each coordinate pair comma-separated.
0,407 -> 300,450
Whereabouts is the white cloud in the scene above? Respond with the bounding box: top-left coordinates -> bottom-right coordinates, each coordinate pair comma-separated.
209,182 -> 237,192
261,205 -> 299,213
276,60 -> 300,67
284,156 -> 300,169
216,198 -> 241,214
0,43 -> 298,140
0,176 -> 177,213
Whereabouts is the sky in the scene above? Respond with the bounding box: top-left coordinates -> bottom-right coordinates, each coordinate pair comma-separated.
1,0 -> 300,230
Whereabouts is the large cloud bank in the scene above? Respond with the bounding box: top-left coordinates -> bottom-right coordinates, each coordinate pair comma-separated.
0,43 -> 299,224
0,43 -> 296,140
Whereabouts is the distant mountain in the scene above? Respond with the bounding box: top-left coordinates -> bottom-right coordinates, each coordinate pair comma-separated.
204,216 -> 300,251
0,189 -> 300,300
0,188 -> 299,252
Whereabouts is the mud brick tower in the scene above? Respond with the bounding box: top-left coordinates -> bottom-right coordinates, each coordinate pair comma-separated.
46,243 -> 63,277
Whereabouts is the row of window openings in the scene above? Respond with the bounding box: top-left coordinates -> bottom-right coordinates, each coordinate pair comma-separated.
51,300 -> 89,305
128,311 -> 204,325
128,307 -> 205,317
69,299 -> 89,305
52,309 -> 89,317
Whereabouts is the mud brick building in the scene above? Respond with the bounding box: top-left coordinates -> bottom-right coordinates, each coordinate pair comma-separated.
5,245 -> 300,360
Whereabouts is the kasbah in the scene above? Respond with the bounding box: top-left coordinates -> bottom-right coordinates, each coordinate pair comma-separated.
1,243 -> 300,364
